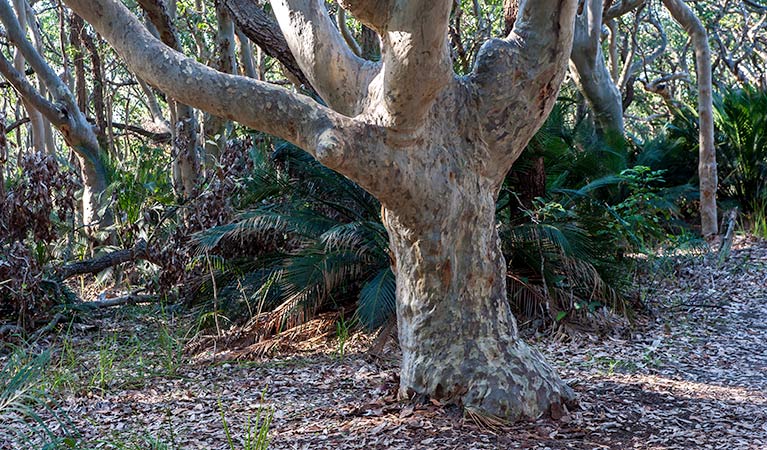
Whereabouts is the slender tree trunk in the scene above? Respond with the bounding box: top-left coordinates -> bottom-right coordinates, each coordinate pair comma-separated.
11,0 -> 46,153
22,0 -> 56,154
662,0 -> 717,237
0,110 -> 6,198
203,3 -> 237,164
80,27 -> 107,145
235,28 -> 258,79
69,13 -> 89,116
137,0 -> 201,201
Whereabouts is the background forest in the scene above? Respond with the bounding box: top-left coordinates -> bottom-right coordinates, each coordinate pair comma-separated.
1,0 -> 766,448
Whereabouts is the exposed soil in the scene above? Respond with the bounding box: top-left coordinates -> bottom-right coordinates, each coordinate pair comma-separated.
3,236 -> 766,449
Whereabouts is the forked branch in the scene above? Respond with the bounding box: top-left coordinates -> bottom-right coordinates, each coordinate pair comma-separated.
270,0 -> 377,115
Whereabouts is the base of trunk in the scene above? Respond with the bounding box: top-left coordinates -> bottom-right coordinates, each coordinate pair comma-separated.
398,334 -> 575,421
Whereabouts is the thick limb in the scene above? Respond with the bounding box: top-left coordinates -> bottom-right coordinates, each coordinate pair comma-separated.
63,0 -> 393,192
470,0 -> 578,175
570,0 -> 625,134
270,0 -> 377,115
376,0 -> 453,136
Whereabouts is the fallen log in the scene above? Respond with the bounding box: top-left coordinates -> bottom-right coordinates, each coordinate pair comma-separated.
56,239 -> 148,280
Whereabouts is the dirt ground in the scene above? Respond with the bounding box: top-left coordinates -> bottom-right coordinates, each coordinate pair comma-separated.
5,236 -> 767,449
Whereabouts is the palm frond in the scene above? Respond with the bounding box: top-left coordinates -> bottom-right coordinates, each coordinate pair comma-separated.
356,268 -> 396,331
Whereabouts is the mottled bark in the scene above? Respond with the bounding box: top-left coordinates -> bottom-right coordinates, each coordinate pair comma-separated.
381,85 -> 573,418
662,0 -> 718,237
65,0 -> 578,420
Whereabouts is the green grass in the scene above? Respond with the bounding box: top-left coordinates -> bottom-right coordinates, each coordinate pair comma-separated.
45,305 -> 189,397
750,201 -> 767,238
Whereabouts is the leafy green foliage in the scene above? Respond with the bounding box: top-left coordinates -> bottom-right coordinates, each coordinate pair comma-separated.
663,87 -> 767,212
499,102 -> 685,328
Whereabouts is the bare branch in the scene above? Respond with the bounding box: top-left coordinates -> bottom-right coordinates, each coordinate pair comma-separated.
0,52 -> 63,125
605,0 -> 645,21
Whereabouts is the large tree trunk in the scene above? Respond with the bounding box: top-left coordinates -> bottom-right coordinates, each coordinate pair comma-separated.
375,84 -> 574,418
384,165 -> 572,418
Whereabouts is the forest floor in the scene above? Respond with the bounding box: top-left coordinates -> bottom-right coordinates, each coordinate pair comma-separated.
3,235 -> 767,449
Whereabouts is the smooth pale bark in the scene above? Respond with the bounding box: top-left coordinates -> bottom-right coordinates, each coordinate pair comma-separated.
203,4 -> 237,163
270,0 -> 377,116
21,0 -> 56,154
10,0 -> 46,153
65,0 -> 578,419
570,0 -> 625,134
662,0 -> 718,237
0,0 -> 109,229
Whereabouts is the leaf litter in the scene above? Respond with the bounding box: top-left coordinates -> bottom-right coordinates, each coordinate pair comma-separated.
2,236 -> 766,449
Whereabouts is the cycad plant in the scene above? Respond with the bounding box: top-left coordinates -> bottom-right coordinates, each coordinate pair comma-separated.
189,141 -> 394,355
664,87 -> 767,212
499,101 -> 684,330
0,348 -> 80,448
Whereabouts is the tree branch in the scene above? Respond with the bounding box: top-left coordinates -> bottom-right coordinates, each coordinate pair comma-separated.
109,121 -> 171,142
376,0 -> 453,137
471,0 -> 578,172
63,0 -> 393,193
221,0 -> 312,88
0,52 -> 64,126
270,0 -> 378,116
335,5 -> 362,57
